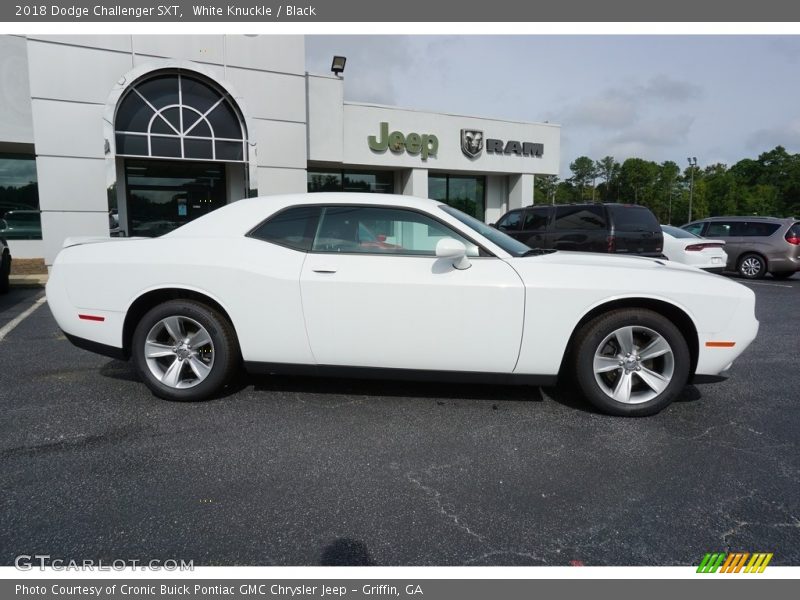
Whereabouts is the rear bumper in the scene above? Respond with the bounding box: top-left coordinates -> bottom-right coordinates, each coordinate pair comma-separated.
701,266 -> 725,274
64,332 -> 127,360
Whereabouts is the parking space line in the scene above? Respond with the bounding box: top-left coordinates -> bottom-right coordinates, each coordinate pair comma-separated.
0,295 -> 47,342
742,281 -> 794,289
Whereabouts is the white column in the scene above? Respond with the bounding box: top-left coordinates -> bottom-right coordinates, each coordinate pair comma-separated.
507,173 -> 534,210
400,168 -> 428,198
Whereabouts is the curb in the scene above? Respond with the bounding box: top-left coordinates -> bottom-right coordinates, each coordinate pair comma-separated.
10,274 -> 48,288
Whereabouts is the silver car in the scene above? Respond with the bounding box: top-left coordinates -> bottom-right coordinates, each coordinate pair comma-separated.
682,216 -> 800,279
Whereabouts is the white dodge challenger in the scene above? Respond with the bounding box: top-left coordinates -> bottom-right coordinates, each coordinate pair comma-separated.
46,193 -> 759,416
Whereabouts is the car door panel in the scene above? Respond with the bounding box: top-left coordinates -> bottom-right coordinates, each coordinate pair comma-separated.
300,254 -> 525,373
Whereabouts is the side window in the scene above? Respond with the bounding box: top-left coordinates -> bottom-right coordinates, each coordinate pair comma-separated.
741,222 -> 781,237
249,206 -> 321,252
523,207 -> 550,231
496,210 -> 522,232
683,223 -> 705,236
705,222 -> 734,237
312,206 -> 479,256
554,205 -> 607,230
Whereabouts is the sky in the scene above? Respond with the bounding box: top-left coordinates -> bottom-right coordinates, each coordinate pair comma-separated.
305,35 -> 800,178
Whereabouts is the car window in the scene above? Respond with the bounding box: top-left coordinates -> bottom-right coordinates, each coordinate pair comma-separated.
682,223 -> 705,236
606,205 -> 658,232
523,207 -> 550,231
554,205 -> 607,231
249,206 -> 321,252
705,222 -> 734,237
312,206 -> 479,257
496,210 -> 523,232
661,225 -> 698,239
440,205 -> 532,257
741,222 -> 781,237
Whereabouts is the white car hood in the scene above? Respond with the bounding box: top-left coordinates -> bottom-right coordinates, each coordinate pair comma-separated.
515,251 -> 705,274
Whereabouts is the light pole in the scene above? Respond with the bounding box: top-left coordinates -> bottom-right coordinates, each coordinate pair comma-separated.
687,156 -> 698,223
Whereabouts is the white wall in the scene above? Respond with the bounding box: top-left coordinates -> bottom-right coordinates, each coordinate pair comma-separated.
307,74 -> 344,163
0,36 -> 34,145
21,34 -> 308,263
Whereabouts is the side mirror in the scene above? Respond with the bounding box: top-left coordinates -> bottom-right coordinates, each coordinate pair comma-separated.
435,237 -> 471,270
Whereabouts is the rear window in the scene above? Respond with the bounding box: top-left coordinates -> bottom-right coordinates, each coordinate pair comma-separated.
741,222 -> 781,237
554,205 -> 607,231
607,205 -> 659,232
662,225 -> 698,239
249,206 -> 321,252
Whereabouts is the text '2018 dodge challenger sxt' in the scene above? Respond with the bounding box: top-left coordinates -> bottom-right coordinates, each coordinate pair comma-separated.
46,193 -> 758,416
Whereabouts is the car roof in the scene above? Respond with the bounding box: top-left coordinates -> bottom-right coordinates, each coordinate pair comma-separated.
692,215 -> 791,223
167,192 -> 445,238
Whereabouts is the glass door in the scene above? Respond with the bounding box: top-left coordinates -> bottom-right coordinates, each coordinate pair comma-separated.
124,159 -> 227,237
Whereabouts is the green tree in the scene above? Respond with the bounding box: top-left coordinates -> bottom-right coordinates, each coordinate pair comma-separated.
595,156 -> 620,202
569,156 -> 597,201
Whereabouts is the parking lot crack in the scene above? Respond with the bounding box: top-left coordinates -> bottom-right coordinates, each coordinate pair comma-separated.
405,465 -> 487,544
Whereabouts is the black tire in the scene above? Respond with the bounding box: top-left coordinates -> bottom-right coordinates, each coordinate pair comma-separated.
571,309 -> 690,417
0,250 -> 10,294
738,253 -> 766,279
132,299 -> 239,401
771,271 -> 795,280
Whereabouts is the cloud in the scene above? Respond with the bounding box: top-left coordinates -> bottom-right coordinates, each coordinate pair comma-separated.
559,91 -> 637,129
305,36 -> 430,106
636,75 -> 701,102
746,118 -> 800,153
553,75 -> 701,130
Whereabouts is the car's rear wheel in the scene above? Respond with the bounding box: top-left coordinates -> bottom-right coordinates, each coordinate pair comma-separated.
572,309 -> 690,416
0,250 -> 10,294
132,300 -> 239,401
738,253 -> 766,279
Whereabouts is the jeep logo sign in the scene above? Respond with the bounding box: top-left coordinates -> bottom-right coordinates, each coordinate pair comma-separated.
368,122 -> 438,161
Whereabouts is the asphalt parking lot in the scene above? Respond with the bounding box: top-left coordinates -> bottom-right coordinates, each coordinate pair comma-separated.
1,276 -> 798,567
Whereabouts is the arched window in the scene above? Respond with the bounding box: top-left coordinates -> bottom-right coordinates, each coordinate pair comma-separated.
114,72 -> 247,162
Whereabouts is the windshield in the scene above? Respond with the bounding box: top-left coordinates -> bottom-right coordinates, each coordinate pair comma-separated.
661,224 -> 698,239
439,204 -> 532,257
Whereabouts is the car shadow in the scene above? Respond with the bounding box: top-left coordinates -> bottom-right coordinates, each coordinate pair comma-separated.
249,373 -> 543,404
98,359 -> 703,409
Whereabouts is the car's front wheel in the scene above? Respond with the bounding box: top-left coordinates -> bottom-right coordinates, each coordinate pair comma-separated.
132,299 -> 239,401
572,309 -> 690,416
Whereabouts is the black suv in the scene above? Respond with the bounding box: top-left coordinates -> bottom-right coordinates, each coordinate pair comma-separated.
494,203 -> 663,257
0,236 -> 10,294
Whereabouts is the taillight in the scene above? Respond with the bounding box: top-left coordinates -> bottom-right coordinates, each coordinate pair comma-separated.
786,235 -> 800,245
685,243 -> 724,252
607,235 -> 616,253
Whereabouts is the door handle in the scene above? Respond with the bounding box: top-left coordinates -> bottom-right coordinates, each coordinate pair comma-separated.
312,267 -> 338,274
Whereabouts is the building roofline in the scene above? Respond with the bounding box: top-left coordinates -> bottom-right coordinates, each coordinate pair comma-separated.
343,101 -> 560,128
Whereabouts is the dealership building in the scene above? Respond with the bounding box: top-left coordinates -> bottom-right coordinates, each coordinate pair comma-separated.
0,35 -> 560,264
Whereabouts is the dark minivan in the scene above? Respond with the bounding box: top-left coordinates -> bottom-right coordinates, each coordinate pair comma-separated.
494,203 -> 663,257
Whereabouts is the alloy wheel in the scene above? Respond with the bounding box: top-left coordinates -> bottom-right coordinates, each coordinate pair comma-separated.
740,257 -> 763,278
592,325 -> 675,404
144,316 -> 215,389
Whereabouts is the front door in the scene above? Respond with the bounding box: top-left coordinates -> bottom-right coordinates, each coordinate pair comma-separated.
299,205 -> 525,373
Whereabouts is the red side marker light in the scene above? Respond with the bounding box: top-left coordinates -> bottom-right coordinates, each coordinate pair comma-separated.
78,314 -> 105,322
705,341 -> 735,348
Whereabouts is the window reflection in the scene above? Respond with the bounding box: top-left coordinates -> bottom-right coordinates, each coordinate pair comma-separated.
308,169 -> 394,194
428,174 -> 485,220
0,154 -> 41,240
125,160 -> 226,237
